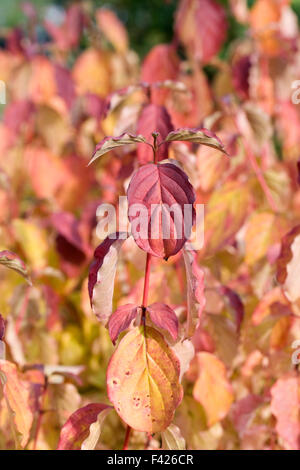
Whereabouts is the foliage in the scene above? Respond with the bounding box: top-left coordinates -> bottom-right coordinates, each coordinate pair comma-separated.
0,0 -> 299,451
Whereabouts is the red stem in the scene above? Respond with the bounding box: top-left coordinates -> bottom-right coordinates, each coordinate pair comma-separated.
142,252 -> 152,308
122,425 -> 132,450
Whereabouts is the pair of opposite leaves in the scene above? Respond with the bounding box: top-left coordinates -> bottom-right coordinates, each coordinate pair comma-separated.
90,128 -> 227,259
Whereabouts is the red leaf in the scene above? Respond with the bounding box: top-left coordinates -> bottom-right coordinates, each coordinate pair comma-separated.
175,0 -> 227,63
57,403 -> 111,450
147,303 -> 179,341
141,44 -> 180,105
142,44 -> 179,84
271,375 -> 300,450
232,56 -> 251,100
136,104 -> 173,164
219,285 -> 244,333
127,161 -> 195,259
51,212 -> 89,278
0,313 -> 5,341
108,304 -> 138,344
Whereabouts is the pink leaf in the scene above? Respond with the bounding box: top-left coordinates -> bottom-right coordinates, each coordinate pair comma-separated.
175,0 -> 227,63
271,375 -> 300,450
137,104 -> 173,164
108,304 -> 138,344
147,303 -> 178,341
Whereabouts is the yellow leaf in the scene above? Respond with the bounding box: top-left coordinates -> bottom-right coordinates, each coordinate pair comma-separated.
12,219 -> 48,270
107,326 -> 182,433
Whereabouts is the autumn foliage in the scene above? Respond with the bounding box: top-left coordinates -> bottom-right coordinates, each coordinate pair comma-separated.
0,0 -> 300,451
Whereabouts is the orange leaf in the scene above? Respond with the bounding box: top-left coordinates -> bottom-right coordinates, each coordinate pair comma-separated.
0,360 -> 34,448
193,352 -> 233,427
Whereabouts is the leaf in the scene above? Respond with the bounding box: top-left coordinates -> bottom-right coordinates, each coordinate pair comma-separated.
137,104 -> 173,164
276,225 -> 300,302
89,133 -> 147,165
72,48 -> 111,97
147,303 -> 178,341
244,212 -> 289,267
161,423 -> 186,450
141,45 -> 180,105
108,304 -> 138,344
12,219 -> 48,270
182,247 -> 205,337
57,403 -> 111,450
193,352 -> 234,427
107,326 -> 182,433
164,127 -> 227,154
81,407 -> 112,450
0,314 -> 4,340
270,375 -> 300,450
0,250 -> 31,284
219,286 -> 244,333
141,44 -> 179,85
127,161 -> 195,259
175,0 -> 227,63
252,287 -> 288,325
203,181 -> 250,256
96,8 -> 128,53
0,360 -> 34,448
88,233 -> 128,326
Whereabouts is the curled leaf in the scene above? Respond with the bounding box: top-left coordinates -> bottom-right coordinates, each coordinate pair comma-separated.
57,403 -> 111,450
88,233 -> 128,326
107,326 -> 182,433
182,247 -> 205,337
0,250 -> 31,285
81,407 -> 112,450
161,423 -> 186,450
164,127 -> 227,154
89,133 -> 147,165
